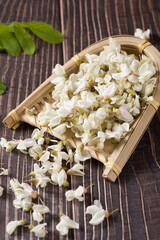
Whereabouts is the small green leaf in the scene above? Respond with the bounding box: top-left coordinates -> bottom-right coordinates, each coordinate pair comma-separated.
10,22 -> 35,55
0,79 -> 7,95
0,25 -> 21,56
26,21 -> 64,44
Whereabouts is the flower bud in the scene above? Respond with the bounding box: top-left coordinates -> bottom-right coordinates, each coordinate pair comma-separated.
20,220 -> 27,226
29,171 -> 35,177
28,224 -> 35,230
31,178 -> 39,184
63,181 -> 69,188
32,190 -> 38,199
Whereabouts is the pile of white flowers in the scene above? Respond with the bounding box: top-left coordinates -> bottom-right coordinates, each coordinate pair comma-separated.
0,129 -> 118,237
37,38 -> 156,149
0,128 -> 91,188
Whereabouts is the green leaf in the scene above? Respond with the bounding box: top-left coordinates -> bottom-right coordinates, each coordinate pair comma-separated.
25,22 -> 64,44
0,23 -> 13,32
0,79 -> 7,95
0,25 -> 21,56
10,22 -> 35,55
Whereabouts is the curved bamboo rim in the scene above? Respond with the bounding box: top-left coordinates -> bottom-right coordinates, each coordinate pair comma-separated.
3,35 -> 160,182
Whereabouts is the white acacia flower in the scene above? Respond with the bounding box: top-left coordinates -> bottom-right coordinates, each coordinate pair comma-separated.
6,220 -> 26,235
30,223 -> 48,238
38,151 -> 50,163
28,143 -> 43,160
32,204 -> 50,223
51,169 -> 68,187
10,179 -> 37,200
52,64 -> 66,76
117,106 -> 133,122
53,123 -> 67,135
86,200 -> 105,225
13,198 -> 32,211
74,147 -> 91,163
67,163 -> 84,176
32,163 -> 48,175
0,138 -> 18,152
134,28 -> 150,39
17,138 -> 36,153
31,128 -> 45,140
0,186 -> 4,197
65,186 -> 84,201
86,200 -> 118,225
33,174 -> 51,188
56,215 -> 79,235
0,168 -> 8,175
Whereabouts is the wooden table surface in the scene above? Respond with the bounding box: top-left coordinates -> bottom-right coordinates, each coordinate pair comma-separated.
0,0 -> 160,239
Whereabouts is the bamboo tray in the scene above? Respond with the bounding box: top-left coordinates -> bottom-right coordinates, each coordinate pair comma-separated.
3,35 -> 160,182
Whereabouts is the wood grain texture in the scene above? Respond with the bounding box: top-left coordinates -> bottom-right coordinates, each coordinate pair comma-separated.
0,0 -> 160,239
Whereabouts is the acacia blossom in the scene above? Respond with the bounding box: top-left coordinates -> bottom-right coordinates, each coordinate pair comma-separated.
36,38 -> 156,150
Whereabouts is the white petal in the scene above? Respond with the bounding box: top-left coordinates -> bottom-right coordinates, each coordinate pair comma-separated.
32,204 -> 50,213
75,186 -> 84,197
53,123 -> 67,135
62,216 -> 79,229
39,151 -> 50,163
56,221 -> 69,235
57,169 -> 67,186
86,205 -> 101,215
33,211 -> 43,223
94,199 -> 103,209
65,190 -> 75,201
89,209 -> 105,225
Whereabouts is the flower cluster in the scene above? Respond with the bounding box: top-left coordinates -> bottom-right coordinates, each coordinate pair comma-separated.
0,129 -> 90,190
6,178 -> 49,237
0,129 -> 91,238
36,37 -> 156,150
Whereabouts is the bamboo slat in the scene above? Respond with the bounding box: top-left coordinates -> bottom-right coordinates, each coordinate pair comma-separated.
3,35 -> 160,181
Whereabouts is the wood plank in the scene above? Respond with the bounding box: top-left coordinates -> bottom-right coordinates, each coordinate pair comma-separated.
0,0 -> 160,239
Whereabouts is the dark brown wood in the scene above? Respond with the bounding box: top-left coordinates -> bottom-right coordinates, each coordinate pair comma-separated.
0,0 -> 160,239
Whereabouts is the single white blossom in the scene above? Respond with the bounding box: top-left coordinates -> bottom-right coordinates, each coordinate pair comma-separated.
86,200 -> 105,225
33,174 -> 51,188
0,138 -> 18,152
134,28 -> 150,39
56,215 -> 79,235
74,147 -> 91,163
30,223 -> 48,238
32,204 -> 50,223
51,169 -> 67,187
65,185 -> 84,201
67,163 -> 85,176
86,200 -> 119,225
6,220 -> 26,235
13,198 -> 32,211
